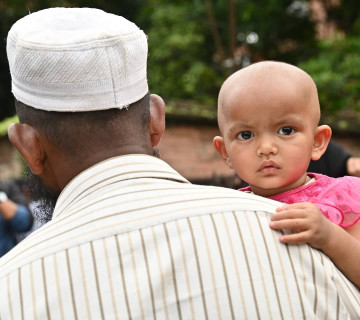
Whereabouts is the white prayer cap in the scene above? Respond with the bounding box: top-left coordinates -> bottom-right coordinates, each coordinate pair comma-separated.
7,7 -> 148,112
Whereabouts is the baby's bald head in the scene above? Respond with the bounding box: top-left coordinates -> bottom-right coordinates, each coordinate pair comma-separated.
217,61 -> 321,134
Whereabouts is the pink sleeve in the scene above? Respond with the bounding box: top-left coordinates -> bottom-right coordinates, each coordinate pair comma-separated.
242,174 -> 360,228
309,176 -> 360,228
239,186 -> 252,192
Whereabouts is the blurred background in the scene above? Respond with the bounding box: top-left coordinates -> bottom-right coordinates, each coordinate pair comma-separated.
0,0 -> 359,187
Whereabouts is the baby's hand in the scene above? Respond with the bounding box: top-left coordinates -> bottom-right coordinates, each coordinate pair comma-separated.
270,202 -> 335,250
347,157 -> 360,177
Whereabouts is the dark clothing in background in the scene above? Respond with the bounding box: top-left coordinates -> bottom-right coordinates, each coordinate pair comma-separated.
0,179 -> 28,207
308,140 -> 351,178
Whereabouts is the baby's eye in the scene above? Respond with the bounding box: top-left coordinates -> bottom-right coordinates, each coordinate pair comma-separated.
237,131 -> 254,140
278,127 -> 295,135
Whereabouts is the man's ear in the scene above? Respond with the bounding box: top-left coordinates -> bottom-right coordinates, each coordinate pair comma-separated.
7,123 -> 45,175
213,136 -> 233,169
149,94 -> 165,146
311,125 -> 332,161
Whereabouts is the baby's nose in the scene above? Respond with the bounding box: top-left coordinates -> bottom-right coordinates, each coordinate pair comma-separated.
257,138 -> 278,156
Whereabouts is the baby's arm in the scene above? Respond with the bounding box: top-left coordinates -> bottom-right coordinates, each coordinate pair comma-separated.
270,202 -> 360,287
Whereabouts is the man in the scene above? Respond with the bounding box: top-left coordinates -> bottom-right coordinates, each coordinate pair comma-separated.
1,7 -> 359,319
0,179 -> 32,257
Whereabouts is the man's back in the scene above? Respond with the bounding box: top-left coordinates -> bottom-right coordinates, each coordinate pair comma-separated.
0,155 -> 359,319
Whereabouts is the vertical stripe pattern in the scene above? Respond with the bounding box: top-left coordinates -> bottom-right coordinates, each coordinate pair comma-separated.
0,155 -> 359,319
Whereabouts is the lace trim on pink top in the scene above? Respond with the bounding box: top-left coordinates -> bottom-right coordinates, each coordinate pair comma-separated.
239,173 -> 360,228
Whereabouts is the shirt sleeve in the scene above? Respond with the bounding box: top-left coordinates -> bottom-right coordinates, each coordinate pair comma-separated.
8,205 -> 33,232
308,175 -> 360,228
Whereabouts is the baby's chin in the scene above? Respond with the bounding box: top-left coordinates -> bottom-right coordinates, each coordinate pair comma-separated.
249,180 -> 292,197
251,174 -> 309,197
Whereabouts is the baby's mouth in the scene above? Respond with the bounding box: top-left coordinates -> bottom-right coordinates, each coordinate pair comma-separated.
259,161 -> 280,174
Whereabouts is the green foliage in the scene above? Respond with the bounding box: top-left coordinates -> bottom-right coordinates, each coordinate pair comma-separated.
195,0 -> 317,65
143,2 -> 221,105
1,0 -> 360,126
235,0 -> 317,63
300,35 -> 360,114
166,100 -> 217,121
142,0 -> 318,108
327,0 -> 360,34
0,115 -> 18,137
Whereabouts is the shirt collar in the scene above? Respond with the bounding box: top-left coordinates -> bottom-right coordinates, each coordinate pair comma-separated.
52,154 -> 189,219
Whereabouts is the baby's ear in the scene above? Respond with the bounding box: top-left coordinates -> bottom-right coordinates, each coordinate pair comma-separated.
311,125 -> 332,161
213,136 -> 233,169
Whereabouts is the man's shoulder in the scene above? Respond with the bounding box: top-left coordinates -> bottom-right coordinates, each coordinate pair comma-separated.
0,182 -> 279,278
165,182 -> 280,211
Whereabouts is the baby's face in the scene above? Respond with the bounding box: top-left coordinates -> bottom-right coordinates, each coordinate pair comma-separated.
219,79 -> 318,196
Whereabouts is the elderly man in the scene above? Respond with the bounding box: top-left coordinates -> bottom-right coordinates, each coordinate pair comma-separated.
0,7 -> 359,319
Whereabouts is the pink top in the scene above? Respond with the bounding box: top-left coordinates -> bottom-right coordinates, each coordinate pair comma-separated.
240,173 -> 360,228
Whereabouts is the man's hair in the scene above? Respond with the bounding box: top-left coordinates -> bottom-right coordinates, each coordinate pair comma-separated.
15,92 -> 150,153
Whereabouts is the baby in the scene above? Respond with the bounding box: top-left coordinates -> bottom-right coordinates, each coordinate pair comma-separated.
214,61 -> 360,287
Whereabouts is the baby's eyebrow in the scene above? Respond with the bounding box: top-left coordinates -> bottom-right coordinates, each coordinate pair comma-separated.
228,123 -> 253,134
274,116 -> 305,126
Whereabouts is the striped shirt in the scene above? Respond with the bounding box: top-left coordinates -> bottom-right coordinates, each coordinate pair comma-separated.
0,154 -> 359,319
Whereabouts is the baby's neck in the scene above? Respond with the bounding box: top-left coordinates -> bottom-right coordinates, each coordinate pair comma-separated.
250,174 -> 312,197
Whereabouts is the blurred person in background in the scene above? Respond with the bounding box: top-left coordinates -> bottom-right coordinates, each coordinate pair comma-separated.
308,139 -> 360,178
0,178 -> 33,257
